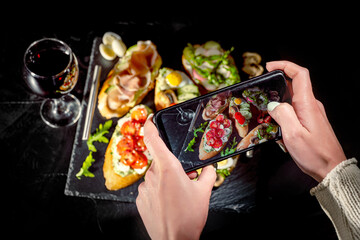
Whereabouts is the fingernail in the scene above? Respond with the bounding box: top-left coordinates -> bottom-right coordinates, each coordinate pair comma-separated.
267,101 -> 280,112
146,113 -> 154,122
246,150 -> 254,158
213,163 -> 218,170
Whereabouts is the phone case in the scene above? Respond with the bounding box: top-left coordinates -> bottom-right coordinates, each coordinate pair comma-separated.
153,70 -> 291,172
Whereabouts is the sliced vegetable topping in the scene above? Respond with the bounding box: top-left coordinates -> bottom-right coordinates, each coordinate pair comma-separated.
234,112 -> 246,125
205,114 -> 232,149
116,107 -> 149,170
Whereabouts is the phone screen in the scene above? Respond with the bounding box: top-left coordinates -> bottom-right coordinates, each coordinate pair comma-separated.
153,70 -> 291,172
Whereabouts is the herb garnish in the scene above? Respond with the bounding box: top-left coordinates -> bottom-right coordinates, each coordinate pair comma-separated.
76,120 -> 112,179
185,122 -> 208,152
76,152 -> 95,179
216,168 -> 231,178
87,120 -> 113,152
221,137 -> 238,157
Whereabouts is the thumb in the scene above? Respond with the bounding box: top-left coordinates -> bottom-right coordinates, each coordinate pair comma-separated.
143,114 -> 181,169
267,101 -> 303,135
197,165 -> 216,190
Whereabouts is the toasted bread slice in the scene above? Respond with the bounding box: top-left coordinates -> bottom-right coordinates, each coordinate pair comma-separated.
103,105 -> 152,191
98,72 -> 155,119
98,41 -> 161,119
103,138 -> 145,190
198,134 -> 227,160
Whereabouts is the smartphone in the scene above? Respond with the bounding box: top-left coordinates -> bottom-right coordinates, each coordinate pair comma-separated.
153,70 -> 291,172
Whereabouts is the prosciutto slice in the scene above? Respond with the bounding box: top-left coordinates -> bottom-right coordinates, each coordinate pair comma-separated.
203,91 -> 231,119
107,41 -> 160,110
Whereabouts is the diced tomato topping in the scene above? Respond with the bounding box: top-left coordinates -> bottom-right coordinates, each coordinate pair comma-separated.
206,129 -> 216,139
223,119 -> 231,128
121,150 -> 137,166
117,135 -> 135,153
257,112 -> 271,124
264,115 -> 272,123
131,152 -> 148,169
118,115 -> 149,169
234,112 -> 245,125
215,128 -> 225,138
207,137 -> 215,146
131,107 -> 148,123
210,121 -> 219,129
216,114 -> 224,122
205,114 -> 232,149
212,138 -> 223,148
134,136 -> 147,152
120,121 -> 137,136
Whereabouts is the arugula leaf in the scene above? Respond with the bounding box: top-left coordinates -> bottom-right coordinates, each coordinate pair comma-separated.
185,138 -> 196,152
185,122 -> 208,152
216,168 -> 231,178
76,120 -> 113,180
87,120 -> 112,152
76,152 -> 95,179
193,122 -> 208,137
221,137 -> 238,157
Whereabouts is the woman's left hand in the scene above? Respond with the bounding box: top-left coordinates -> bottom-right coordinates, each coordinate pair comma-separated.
136,115 -> 216,240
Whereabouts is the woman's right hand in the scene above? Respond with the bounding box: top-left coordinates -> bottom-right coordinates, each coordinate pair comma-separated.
266,61 -> 346,182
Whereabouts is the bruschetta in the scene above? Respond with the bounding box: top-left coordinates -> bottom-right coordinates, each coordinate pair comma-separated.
228,97 -> 252,137
202,91 -> 231,120
199,114 -> 233,160
103,105 -> 152,190
154,67 -> 200,111
237,123 -> 279,151
98,41 -> 162,119
182,41 -> 240,92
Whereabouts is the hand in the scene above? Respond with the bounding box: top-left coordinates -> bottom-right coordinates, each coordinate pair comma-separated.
266,61 -> 346,182
136,115 -> 217,240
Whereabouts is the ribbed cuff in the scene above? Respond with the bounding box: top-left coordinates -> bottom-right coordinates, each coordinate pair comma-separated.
310,157 -> 360,240
310,158 -> 358,195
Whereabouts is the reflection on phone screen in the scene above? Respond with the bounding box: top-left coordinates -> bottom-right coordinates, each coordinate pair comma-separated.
154,71 -> 290,172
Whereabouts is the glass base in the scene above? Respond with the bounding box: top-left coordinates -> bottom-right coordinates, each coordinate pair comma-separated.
40,94 -> 81,128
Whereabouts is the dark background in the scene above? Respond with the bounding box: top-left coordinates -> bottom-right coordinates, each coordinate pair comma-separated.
1,8 -> 359,239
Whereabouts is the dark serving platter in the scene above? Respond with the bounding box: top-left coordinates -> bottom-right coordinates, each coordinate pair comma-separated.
65,35 -> 281,213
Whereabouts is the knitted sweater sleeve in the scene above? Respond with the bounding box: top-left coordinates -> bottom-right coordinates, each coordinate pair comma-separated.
310,158 -> 360,240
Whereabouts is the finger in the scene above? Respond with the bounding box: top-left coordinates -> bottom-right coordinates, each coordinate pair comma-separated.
267,61 -> 320,131
267,102 -> 307,137
143,117 -> 183,170
197,165 -> 216,190
266,61 -> 314,100
143,116 -> 172,159
187,171 -> 198,180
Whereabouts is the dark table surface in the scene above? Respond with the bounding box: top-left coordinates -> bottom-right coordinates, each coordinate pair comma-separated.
2,14 -> 359,238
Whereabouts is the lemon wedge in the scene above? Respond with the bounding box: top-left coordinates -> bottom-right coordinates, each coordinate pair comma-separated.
99,43 -> 116,61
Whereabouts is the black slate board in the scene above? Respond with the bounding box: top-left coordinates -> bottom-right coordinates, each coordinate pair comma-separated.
64,37 -> 140,201
65,37 -> 258,213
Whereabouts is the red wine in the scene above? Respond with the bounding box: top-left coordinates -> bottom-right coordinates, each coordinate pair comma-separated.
26,48 -> 70,77
23,46 -> 78,98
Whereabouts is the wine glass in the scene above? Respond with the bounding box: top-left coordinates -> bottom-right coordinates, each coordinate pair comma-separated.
176,107 -> 195,125
22,38 -> 81,128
